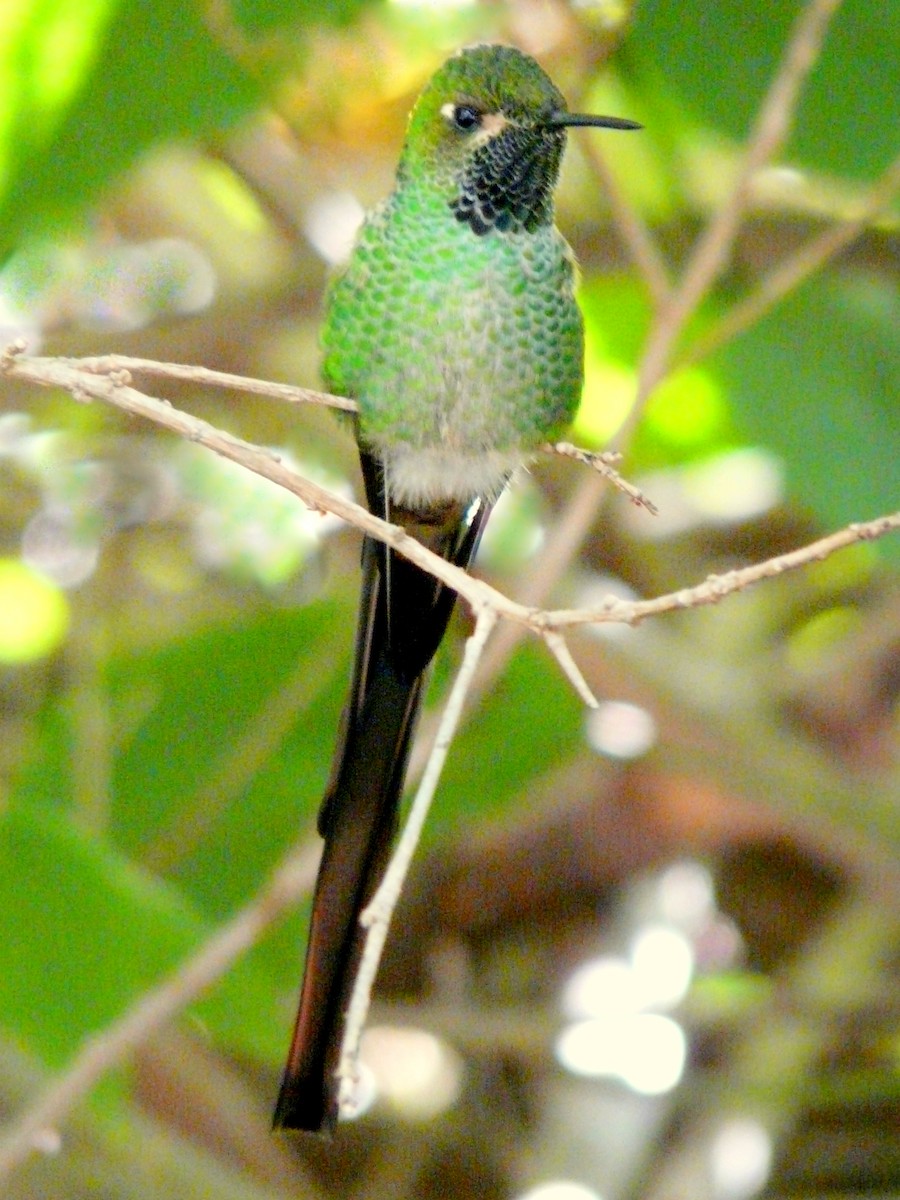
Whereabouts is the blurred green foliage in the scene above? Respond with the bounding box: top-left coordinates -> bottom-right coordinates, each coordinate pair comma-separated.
0,1 -> 897,1192
0,0 -> 373,255
719,271 -> 900,532
629,0 -> 900,180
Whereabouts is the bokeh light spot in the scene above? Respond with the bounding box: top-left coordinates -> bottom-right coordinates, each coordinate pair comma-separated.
556,1013 -> 686,1095
630,925 -> 694,1009
585,700 -> 656,759
644,367 -> 725,447
682,447 -> 782,522
657,860 -> 715,929
562,956 -> 640,1020
710,1118 -> 772,1199
361,1025 -> 463,1120
516,1182 -> 603,1200
0,558 -> 70,663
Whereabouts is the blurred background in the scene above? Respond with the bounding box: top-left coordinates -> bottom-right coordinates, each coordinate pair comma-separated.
0,0 -> 898,1198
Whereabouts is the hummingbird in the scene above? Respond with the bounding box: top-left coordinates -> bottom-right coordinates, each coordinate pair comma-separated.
273,43 -> 639,1133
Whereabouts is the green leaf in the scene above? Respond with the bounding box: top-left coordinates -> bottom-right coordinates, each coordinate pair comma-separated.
0,0 -> 256,254
0,798 -> 303,1069
627,0 -> 900,181
6,598 -> 360,1068
0,0 -> 376,257
716,270 -> 900,549
14,600 -> 349,900
231,0 -> 374,35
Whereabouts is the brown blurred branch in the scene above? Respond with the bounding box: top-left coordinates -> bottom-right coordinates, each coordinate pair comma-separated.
631,0 -> 846,421
461,0 -> 854,728
0,840 -> 320,1182
678,148 -> 900,367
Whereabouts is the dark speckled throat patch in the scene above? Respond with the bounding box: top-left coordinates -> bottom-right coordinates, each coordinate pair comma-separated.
450,124 -> 565,237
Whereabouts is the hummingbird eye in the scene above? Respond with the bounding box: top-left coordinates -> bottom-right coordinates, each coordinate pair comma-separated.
452,104 -> 482,132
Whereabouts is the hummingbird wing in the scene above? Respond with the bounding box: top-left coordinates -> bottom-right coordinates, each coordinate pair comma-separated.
273,449 -> 491,1133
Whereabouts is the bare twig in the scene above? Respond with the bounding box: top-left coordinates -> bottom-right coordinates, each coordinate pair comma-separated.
544,441 -> 659,513
72,353 -> 358,413
337,608 -> 499,1117
542,629 -> 599,707
0,350 -> 622,629
539,513 -> 900,630
4,348 -> 478,598
632,0 -> 846,417
0,841 -> 320,1181
5,348 -> 896,643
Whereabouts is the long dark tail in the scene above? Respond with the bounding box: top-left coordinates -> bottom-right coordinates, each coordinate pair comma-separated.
273,452 -> 490,1133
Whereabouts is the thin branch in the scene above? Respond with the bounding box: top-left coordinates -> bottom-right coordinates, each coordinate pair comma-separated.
3,346 -> 492,603
542,629 -> 599,707
0,841 -> 320,1182
544,441 -> 659,513
678,149 -> 900,368
576,131 -> 673,306
539,513 -> 900,630
5,348 -> 897,644
633,0 -> 845,413
3,347 -> 898,1159
336,608 -> 499,1117
70,353 -> 357,413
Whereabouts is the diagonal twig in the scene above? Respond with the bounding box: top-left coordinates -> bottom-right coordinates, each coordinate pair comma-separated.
539,512 -> 900,629
0,841 -> 321,1181
632,0 -> 846,418
72,354 -> 357,412
677,149 -> 900,368
544,441 -> 659,513
5,348 -> 896,643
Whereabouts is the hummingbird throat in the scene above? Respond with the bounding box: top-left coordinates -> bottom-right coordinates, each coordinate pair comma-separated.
450,123 -> 563,237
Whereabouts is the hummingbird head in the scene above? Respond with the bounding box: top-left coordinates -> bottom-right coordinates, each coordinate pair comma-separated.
399,44 -> 639,237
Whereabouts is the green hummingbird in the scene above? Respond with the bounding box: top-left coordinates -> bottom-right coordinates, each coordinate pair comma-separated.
274,43 -> 639,1133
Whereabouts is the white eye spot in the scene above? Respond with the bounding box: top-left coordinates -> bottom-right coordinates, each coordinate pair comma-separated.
480,112 -> 508,137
